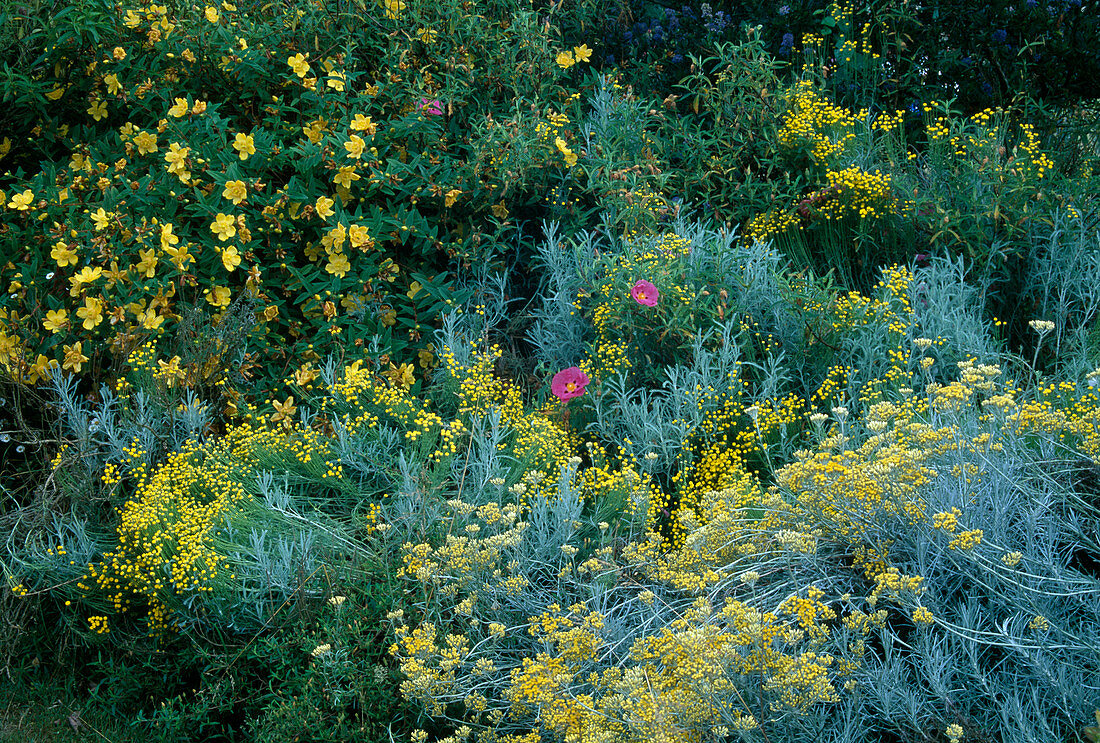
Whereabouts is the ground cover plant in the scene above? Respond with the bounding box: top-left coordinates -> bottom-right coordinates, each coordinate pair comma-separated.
1,0 -> 1099,740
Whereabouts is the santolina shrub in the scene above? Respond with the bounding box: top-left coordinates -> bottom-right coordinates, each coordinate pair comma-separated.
7,217 -> 1100,741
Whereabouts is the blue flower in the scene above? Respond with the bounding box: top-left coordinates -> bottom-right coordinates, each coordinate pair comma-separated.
992,29 -> 1007,43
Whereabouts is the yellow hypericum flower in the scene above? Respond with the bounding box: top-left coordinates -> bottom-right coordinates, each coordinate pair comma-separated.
160,222 -> 179,249
70,265 -> 102,288
76,296 -> 104,329
211,213 -> 237,241
221,245 -> 242,272
164,142 -> 190,173
133,130 -> 158,155
315,196 -> 335,220
206,285 -> 231,307
62,342 -> 89,373
344,134 -> 365,159
167,97 -> 188,117
444,189 -> 461,207
573,44 -> 593,63
271,395 -> 298,425
326,71 -> 346,92
222,179 -> 247,205
46,85 -> 65,100
8,189 -> 33,211
135,248 -> 158,278
333,166 -> 360,189
43,309 -> 69,334
91,207 -> 112,230
51,241 -> 78,267
104,73 -> 122,95
112,46 -> 126,60
554,137 -> 578,167
380,0 -> 404,18
232,132 -> 255,160
287,53 -> 310,78
204,6 -> 219,22
87,99 -> 108,121
350,114 -> 376,134
325,252 -> 351,278
556,51 -> 575,69
349,224 -> 372,249
164,244 -> 193,270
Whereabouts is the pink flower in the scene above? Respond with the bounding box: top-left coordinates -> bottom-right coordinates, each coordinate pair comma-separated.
631,279 -> 659,307
417,97 -> 444,116
551,367 -> 590,401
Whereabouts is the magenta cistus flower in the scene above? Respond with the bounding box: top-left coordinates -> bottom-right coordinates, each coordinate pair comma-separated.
417,97 -> 444,116
631,279 -> 659,307
551,367 -> 590,401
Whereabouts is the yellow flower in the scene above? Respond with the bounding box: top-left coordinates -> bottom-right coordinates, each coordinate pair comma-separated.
211,213 -> 237,241
167,97 -> 189,117
43,309 -> 69,334
271,395 -> 298,426
76,296 -> 104,329
221,245 -> 242,272
133,130 -> 158,155
315,196 -> 335,220
349,224 -> 373,249
555,137 -> 578,167
204,286 -> 230,307
164,243 -> 193,270
333,166 -> 360,189
222,179 -> 247,205
556,51 -> 575,69
350,114 -> 376,135
91,207 -> 112,230
46,85 -> 65,101
62,342 -> 89,373
344,134 -> 365,159
573,44 -> 593,63
68,266 -> 103,297
232,132 -> 256,160
326,71 -> 346,92
135,248 -> 158,278
444,189 -> 462,207
287,53 -> 310,78
87,99 -> 108,121
381,0 -> 404,18
160,222 -> 179,249
104,73 -> 122,95
204,5 -> 219,22
113,46 -> 126,60
325,252 -> 351,278
397,363 -> 415,388
8,190 -> 33,211
416,27 -> 437,44
164,142 -> 190,173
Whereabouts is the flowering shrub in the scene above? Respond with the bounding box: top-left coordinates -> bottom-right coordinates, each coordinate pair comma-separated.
0,0 -> 595,400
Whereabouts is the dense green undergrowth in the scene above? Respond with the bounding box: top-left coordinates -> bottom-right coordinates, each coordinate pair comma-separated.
1,0 -> 1099,740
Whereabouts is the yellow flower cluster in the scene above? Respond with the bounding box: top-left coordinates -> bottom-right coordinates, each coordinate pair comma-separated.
777,82 -> 861,166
